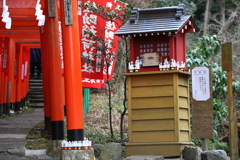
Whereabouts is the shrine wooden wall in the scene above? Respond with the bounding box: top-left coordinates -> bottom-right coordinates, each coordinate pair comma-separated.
124,71 -> 193,157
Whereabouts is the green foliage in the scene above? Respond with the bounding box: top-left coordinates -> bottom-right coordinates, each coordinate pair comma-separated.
85,123 -> 128,144
157,0 -> 197,17
187,35 -> 240,98
187,35 -> 240,145
213,99 -> 227,125
208,141 -> 229,153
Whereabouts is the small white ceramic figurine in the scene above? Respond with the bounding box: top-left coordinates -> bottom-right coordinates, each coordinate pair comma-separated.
129,61 -> 135,72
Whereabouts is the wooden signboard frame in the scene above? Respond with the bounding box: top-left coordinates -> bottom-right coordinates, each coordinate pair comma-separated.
222,42 -> 232,71
142,52 -> 161,67
192,66 -> 213,150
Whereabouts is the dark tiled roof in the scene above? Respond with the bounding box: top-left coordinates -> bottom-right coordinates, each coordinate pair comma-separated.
115,4 -> 195,36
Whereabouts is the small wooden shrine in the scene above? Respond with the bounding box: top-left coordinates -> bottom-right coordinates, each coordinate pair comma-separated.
115,4 -> 197,157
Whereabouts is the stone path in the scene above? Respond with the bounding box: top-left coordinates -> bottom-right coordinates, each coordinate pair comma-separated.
0,108 -> 49,159
0,108 -> 185,160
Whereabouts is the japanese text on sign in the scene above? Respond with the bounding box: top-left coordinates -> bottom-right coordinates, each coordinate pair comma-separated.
80,0 -> 124,88
64,0 -> 73,25
3,50 -> 7,68
192,66 -> 210,101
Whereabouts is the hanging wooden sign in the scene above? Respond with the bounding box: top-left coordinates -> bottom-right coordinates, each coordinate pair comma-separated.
142,52 -> 161,67
48,0 -> 56,18
64,0 -> 73,25
222,42 -> 232,71
192,66 -> 213,138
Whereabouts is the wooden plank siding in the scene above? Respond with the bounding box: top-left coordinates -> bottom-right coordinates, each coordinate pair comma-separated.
173,74 -> 180,142
179,97 -> 188,108
132,108 -> 174,120
131,74 -> 173,86
131,97 -> 174,109
131,85 -> 174,98
132,119 -> 174,131
125,71 -> 193,157
127,76 -> 133,142
132,131 -> 175,142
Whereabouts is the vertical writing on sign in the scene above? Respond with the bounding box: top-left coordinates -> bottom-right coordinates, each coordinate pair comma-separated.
64,0 -> 73,25
3,50 -> 7,69
192,66 -> 210,101
48,0 -> 56,18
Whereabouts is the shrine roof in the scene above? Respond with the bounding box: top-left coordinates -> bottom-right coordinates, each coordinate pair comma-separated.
115,4 -> 196,36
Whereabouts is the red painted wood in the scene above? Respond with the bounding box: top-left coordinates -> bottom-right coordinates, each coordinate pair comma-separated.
8,39 -> 16,103
15,43 -> 22,103
60,0 -> 84,133
40,22 -> 51,120
44,0 -> 64,123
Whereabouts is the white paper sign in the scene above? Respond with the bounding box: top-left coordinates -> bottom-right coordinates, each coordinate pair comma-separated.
192,66 -> 210,101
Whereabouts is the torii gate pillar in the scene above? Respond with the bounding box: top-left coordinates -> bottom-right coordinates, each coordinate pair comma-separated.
59,0 -> 84,141
44,0 -> 65,140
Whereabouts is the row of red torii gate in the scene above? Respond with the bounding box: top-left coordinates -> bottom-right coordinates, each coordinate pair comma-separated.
0,0 -> 125,141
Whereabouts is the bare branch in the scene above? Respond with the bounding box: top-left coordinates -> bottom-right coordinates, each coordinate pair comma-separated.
218,3 -> 240,42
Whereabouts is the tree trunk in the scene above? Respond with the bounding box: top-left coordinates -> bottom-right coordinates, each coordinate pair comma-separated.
120,37 -> 129,139
107,78 -> 114,138
203,0 -> 211,35
218,3 -> 240,42
220,0 -> 225,26
120,77 -> 127,138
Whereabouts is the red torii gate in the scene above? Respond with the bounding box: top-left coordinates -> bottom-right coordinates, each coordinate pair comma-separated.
0,0 -> 84,141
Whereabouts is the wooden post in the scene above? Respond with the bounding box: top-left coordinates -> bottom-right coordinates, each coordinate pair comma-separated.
201,138 -> 208,151
59,0 -> 84,141
0,72 -> 2,114
222,42 -> 239,160
40,0 -> 52,133
233,110 -> 238,158
15,44 -> 22,112
227,70 -> 238,160
44,0 -> 65,140
6,38 -> 13,113
40,25 -> 51,132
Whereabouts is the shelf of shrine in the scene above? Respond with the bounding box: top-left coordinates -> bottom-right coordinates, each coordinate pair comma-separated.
122,70 -> 191,76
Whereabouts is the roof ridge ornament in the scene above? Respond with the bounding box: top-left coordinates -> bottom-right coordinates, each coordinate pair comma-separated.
175,4 -> 188,20
130,7 -> 139,24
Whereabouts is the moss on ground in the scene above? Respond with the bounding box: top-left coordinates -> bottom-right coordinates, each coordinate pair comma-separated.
0,107 -> 35,120
25,121 -> 47,150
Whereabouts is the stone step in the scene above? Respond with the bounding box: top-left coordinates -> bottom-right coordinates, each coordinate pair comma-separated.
28,95 -> 44,98
28,103 -> 44,108
30,99 -> 44,103
29,79 -> 43,83
28,75 -> 44,108
28,91 -> 43,95
29,86 -> 43,89
29,89 -> 43,92
29,82 -> 43,86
